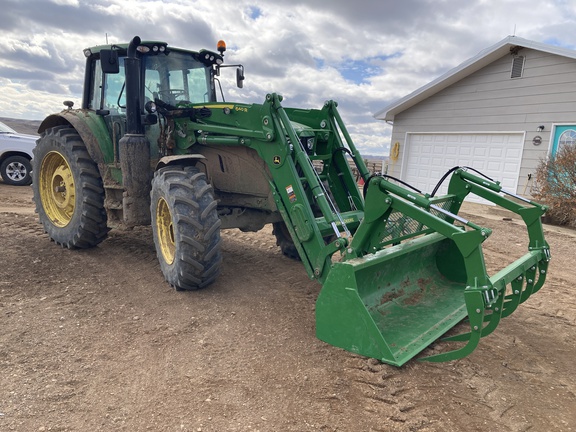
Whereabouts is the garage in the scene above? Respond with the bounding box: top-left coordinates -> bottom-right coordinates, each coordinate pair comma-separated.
400,133 -> 524,202
375,37 -> 576,200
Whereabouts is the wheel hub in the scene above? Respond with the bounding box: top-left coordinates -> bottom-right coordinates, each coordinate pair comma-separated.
50,165 -> 74,210
39,151 -> 75,227
6,161 -> 27,181
156,197 -> 175,265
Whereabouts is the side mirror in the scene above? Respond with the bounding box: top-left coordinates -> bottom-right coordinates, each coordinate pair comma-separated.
143,113 -> 158,126
236,66 -> 245,89
100,49 -> 120,74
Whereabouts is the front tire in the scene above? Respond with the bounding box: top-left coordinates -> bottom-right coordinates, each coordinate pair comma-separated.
32,126 -> 108,248
0,155 -> 32,186
151,166 -> 222,290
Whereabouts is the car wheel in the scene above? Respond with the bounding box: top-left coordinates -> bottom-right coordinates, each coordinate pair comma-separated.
0,155 -> 32,186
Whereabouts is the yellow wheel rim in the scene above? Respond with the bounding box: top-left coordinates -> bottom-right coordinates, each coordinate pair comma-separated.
39,151 -> 76,227
156,197 -> 175,265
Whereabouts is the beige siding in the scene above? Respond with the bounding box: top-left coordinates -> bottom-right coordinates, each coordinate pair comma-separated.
389,49 -> 576,194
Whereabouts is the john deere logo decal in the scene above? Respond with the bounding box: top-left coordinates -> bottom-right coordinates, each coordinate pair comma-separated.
273,156 -> 281,165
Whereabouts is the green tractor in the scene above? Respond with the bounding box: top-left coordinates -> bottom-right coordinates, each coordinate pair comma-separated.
33,36 -> 551,366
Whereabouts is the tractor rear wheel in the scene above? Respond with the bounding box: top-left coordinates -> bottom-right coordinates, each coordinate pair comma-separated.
151,166 -> 222,290
273,219 -> 336,261
32,126 -> 108,248
272,221 -> 301,261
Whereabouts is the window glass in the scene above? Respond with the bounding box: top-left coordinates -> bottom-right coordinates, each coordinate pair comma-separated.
88,59 -> 103,110
145,53 -> 212,105
188,68 -> 212,103
558,129 -> 576,153
103,63 -> 126,112
88,58 -> 126,112
144,67 -> 161,101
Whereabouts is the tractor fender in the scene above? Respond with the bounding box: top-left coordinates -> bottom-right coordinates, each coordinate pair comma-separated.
155,154 -> 205,170
38,110 -> 113,178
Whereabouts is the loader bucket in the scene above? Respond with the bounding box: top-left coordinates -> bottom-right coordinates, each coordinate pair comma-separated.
315,170 -> 550,366
316,233 -> 470,367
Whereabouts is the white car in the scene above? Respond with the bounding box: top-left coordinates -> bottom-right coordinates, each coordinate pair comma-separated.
0,121 -> 37,186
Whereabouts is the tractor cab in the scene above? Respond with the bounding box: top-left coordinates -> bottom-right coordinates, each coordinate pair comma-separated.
81,39 -> 243,164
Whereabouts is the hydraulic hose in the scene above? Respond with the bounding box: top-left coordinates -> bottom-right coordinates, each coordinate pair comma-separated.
363,174 -> 422,198
430,166 -> 496,197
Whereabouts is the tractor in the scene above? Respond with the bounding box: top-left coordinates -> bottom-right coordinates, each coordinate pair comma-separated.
33,36 -> 551,366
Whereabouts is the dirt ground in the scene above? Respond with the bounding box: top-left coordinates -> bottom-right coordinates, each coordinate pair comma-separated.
1,179 -> 576,431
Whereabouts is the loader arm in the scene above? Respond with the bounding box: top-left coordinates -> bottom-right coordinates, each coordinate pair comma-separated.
175,94 -> 370,281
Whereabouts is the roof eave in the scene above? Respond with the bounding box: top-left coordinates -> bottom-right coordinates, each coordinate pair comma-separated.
374,36 -> 576,122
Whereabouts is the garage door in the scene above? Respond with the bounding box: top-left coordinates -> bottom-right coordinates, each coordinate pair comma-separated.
401,133 -> 524,203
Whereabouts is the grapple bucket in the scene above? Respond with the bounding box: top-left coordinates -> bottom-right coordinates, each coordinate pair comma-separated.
317,234 -> 471,366
315,169 -> 550,366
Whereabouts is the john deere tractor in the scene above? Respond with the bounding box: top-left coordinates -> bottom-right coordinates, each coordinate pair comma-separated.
33,36 -> 551,366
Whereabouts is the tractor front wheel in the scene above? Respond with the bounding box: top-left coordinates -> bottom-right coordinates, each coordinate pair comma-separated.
151,166 -> 222,290
32,126 -> 108,248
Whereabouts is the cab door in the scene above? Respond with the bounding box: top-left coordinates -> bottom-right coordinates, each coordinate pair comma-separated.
85,56 -> 127,164
101,65 -> 127,163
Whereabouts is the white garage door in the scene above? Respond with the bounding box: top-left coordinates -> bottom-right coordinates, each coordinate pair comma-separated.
401,133 -> 524,203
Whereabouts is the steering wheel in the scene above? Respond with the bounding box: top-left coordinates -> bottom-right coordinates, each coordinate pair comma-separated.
157,89 -> 187,100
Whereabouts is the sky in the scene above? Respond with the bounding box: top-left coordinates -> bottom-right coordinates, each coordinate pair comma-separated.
1,0 -> 576,156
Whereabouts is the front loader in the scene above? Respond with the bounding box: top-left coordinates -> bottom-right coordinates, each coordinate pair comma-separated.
33,36 -> 551,366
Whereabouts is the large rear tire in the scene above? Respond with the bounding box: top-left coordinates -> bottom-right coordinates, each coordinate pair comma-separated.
151,166 -> 222,290
32,126 -> 108,248
273,219 -> 336,262
272,221 -> 301,261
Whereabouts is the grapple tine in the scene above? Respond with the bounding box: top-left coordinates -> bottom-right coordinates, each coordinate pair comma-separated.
442,255 -> 548,342
444,251 -> 549,347
501,258 -> 549,317
527,259 -> 549,296
519,265 -> 537,303
441,332 -> 472,342
420,290 -> 485,362
501,277 -> 524,318
442,287 -> 505,342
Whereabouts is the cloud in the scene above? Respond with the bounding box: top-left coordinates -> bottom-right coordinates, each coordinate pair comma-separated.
0,0 -> 575,156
